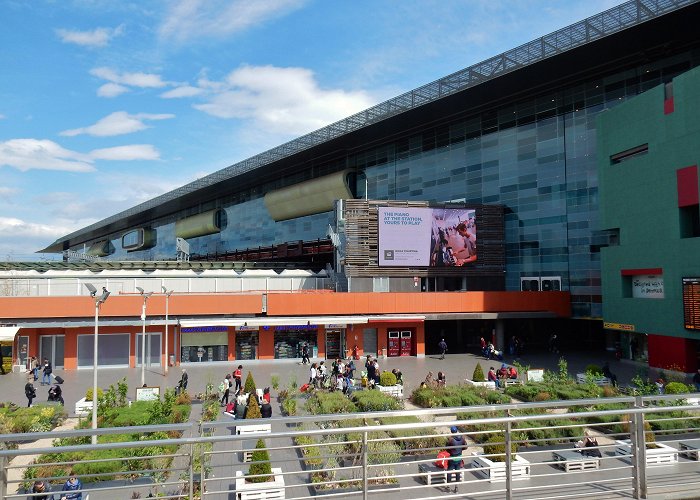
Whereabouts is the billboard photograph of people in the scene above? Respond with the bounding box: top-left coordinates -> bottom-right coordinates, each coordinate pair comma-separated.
378,207 -> 476,267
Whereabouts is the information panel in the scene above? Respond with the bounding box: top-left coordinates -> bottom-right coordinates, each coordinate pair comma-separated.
683,277 -> 700,330
378,207 -> 476,267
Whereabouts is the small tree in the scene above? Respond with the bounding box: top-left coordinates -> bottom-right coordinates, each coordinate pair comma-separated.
244,372 -> 257,395
248,439 -> 273,483
379,371 -> 397,386
246,395 -> 262,419
472,363 -> 485,382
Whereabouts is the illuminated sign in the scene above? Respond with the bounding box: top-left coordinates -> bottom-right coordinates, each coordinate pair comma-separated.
181,326 -> 228,333
378,207 -> 476,267
683,278 -> 700,330
603,322 -> 635,331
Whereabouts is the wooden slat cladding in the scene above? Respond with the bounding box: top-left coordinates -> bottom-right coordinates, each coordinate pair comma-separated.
343,200 -> 505,278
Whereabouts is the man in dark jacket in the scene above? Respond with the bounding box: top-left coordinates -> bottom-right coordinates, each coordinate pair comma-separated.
25,378 -> 36,407
446,426 -> 464,492
30,480 -> 54,500
438,339 -> 448,360
41,358 -> 52,385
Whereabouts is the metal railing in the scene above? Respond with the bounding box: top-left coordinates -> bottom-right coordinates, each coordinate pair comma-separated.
2,393 -> 700,499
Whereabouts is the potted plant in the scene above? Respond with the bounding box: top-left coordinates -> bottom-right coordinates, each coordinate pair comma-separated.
471,434 -> 530,481
376,371 -> 402,398
235,439 -> 285,499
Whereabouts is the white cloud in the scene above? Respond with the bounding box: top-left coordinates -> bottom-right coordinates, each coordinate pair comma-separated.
97,83 -> 129,98
56,25 -> 125,47
193,65 -> 376,136
90,67 -> 167,97
160,85 -> 203,98
0,139 -> 94,172
0,113 -> 6,120
61,111 -> 175,137
89,144 -> 160,161
0,216 -> 76,240
0,138 -> 162,172
0,186 -> 19,200
159,0 -> 307,43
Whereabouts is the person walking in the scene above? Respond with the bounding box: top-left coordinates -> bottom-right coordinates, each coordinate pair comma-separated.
446,426 -> 465,492
438,338 -> 448,360
301,343 -> 310,365
60,475 -> 83,500
31,356 -> 39,381
233,365 -> 243,395
176,368 -> 188,395
220,374 -> 231,406
41,358 -> 52,385
25,376 -> 36,407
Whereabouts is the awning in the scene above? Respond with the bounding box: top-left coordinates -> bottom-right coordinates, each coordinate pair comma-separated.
179,316 -> 372,328
0,326 -> 19,341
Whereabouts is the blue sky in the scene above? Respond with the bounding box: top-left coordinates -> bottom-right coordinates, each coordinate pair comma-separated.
0,0 -> 623,260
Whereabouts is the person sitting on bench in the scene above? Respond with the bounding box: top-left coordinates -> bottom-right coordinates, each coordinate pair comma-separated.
576,431 -> 602,457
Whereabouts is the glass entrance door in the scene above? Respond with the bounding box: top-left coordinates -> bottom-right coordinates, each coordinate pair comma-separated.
136,332 -> 162,367
40,335 -> 65,369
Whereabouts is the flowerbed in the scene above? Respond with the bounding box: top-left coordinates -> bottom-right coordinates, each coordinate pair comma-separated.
410,385 -> 510,408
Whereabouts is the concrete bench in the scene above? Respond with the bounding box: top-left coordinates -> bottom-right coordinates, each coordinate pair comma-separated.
235,423 -> 272,435
679,439 -> 700,460
552,450 -> 600,472
503,379 -> 524,387
576,373 -> 611,386
418,463 -> 447,485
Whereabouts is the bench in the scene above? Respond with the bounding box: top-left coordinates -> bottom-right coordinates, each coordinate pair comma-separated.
679,439 -> 700,460
235,423 -> 272,435
503,379 -> 524,387
576,373 -> 611,386
552,450 -> 600,472
418,463 -> 447,485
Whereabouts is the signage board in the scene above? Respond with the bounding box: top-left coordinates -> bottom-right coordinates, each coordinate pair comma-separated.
136,386 -> 160,402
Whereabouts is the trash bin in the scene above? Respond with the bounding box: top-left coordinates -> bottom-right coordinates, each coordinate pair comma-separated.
169,354 -> 175,366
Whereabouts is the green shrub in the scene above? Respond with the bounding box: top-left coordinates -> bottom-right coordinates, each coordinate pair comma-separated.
306,391 -> 358,415
246,396 -> 262,419
352,390 -> 402,412
270,374 -> 280,391
85,387 -> 104,402
664,382 -> 690,394
379,371 -> 397,386
585,364 -> 603,376
379,416 -> 444,454
248,439 -> 273,483
244,372 -> 257,395
472,363 -> 485,382
482,433 -> 517,462
410,385 -> 509,408
281,398 -> 297,416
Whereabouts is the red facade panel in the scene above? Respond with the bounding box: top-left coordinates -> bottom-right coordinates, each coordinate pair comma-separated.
677,165 -> 699,207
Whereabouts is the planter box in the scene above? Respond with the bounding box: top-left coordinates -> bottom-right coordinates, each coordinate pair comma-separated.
376,385 -> 403,398
75,397 -> 92,416
464,379 -> 496,390
576,373 -> 611,386
235,423 -> 272,436
471,453 -> 530,482
235,467 -> 285,500
615,440 -> 678,465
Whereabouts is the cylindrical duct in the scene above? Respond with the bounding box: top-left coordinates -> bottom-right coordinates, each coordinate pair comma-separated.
175,209 -> 227,239
264,170 -> 354,222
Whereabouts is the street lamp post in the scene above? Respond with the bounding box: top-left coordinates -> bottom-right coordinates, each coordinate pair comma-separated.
84,283 -> 110,445
162,287 -> 173,376
136,287 -> 152,387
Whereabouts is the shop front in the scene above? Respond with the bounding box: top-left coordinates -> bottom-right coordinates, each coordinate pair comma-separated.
235,325 -> 259,360
325,324 -> 346,359
180,326 -> 229,363
272,325 -> 318,359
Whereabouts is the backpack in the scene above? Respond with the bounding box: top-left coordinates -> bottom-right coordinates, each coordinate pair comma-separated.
434,450 -> 450,469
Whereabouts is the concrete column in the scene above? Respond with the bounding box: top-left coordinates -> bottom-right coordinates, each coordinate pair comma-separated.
495,320 -> 505,351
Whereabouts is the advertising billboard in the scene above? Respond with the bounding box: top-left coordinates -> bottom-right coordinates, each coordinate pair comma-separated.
378,207 -> 476,267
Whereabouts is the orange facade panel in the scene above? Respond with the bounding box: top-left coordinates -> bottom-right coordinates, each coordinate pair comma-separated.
0,293 -> 263,319
266,291 -> 570,317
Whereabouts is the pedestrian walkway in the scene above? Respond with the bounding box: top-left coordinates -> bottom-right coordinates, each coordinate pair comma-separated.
0,349 -> 683,417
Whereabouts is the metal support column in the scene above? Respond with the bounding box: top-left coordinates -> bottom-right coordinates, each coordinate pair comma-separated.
632,396 -> 647,499
505,411 -> 513,500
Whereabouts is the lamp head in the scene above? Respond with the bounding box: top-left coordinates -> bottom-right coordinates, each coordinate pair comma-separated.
98,287 -> 110,304
84,283 -> 97,298
136,286 -> 144,294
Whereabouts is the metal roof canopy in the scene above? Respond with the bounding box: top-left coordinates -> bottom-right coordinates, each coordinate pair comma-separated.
41,0 -> 699,252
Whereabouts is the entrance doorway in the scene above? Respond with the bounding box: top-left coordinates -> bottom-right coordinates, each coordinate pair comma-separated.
363,328 -> 377,356
136,332 -> 162,367
40,335 -> 64,369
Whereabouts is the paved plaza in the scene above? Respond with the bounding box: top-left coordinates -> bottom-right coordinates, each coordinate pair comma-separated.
0,347 -> 670,416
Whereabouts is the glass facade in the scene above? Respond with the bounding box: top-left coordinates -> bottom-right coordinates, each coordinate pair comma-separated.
78,52 -> 697,319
